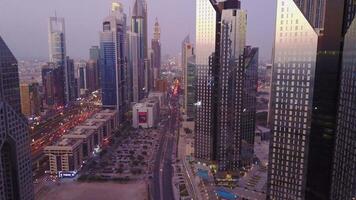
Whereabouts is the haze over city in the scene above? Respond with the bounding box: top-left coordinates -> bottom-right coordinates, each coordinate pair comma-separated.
0,0 -> 275,61
0,0 -> 355,200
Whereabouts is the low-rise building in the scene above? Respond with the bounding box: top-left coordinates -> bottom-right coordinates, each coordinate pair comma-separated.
63,127 -> 95,159
132,98 -> 159,128
44,109 -> 118,176
44,138 -> 83,175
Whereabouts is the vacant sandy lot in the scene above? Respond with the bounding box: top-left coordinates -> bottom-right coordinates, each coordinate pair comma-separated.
37,181 -> 148,200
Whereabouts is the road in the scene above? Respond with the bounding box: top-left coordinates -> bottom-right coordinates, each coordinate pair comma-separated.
152,78 -> 181,200
31,95 -> 101,178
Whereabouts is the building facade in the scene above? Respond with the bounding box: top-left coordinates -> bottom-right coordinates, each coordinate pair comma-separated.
89,46 -> 101,91
194,0 -> 257,172
64,57 -> 76,102
100,2 -> 129,123
20,83 -> 41,117
48,16 -> 67,105
41,62 -> 65,107
267,0 -> 356,199
151,18 -> 161,88
127,31 -> 139,102
0,36 -> 34,200
131,0 -> 148,99
132,98 -> 160,129
331,2 -> 356,199
181,35 -> 195,118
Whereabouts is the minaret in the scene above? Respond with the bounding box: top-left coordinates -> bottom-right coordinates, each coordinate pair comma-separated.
153,18 -> 160,41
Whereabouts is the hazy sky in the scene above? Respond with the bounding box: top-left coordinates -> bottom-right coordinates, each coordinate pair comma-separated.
0,0 -> 275,61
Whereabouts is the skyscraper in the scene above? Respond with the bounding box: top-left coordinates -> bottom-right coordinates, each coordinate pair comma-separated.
64,56 -> 76,102
20,83 -> 41,117
41,62 -> 65,107
0,36 -> 34,200
267,0 -> 356,199
195,0 -> 218,162
195,0 -> 257,172
331,2 -> 356,200
181,35 -> 194,115
131,0 -> 148,98
100,2 -> 128,122
88,46 -> 100,91
127,31 -> 139,102
0,36 -> 21,113
151,18 -> 161,88
75,60 -> 88,96
48,16 -> 67,105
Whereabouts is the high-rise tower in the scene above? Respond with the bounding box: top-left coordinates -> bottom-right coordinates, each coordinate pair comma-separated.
151,18 -> 161,89
0,36 -> 34,200
48,16 -> 74,105
267,0 -> 356,199
132,0 -> 148,98
181,35 -> 195,118
195,0 -> 257,172
100,2 -> 128,122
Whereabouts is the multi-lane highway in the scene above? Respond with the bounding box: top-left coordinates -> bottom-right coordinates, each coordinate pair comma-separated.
152,77 -> 181,200
30,96 -> 100,176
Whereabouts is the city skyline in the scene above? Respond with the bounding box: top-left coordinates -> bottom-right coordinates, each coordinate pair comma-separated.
0,0 -> 275,61
0,0 -> 354,199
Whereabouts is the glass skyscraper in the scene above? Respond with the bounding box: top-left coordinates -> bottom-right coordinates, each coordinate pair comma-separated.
268,0 -> 356,199
0,36 -> 34,200
100,2 -> 128,122
131,0 -> 148,99
195,0 -> 257,172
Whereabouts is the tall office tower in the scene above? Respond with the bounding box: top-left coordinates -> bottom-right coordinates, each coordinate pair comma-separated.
100,2 -> 128,122
132,0 -> 148,98
185,55 -> 196,120
41,63 -> 65,107
90,45 -> 100,61
20,83 -> 41,117
48,16 -> 66,66
151,18 -> 161,88
0,36 -> 34,200
215,3 -> 247,171
239,46 -> 258,166
0,36 -> 21,113
267,0 -> 356,199
127,31 -> 139,102
195,0 -> 256,171
64,56 -> 76,102
75,61 -> 88,96
195,0 -> 218,162
48,16 -> 66,105
87,60 -> 99,92
89,46 -> 100,91
148,49 -> 154,91
181,35 -> 194,114
331,2 -> 356,200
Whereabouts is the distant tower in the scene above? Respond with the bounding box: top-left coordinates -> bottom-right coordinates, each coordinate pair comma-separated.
132,0 -> 148,98
48,16 -> 72,105
0,36 -> 34,200
151,18 -> 161,88
181,35 -> 194,116
153,18 -> 160,41
88,46 -> 100,91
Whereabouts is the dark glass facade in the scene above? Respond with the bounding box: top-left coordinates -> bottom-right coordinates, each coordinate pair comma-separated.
268,0 -> 356,199
0,36 -> 34,200
0,36 -> 21,113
